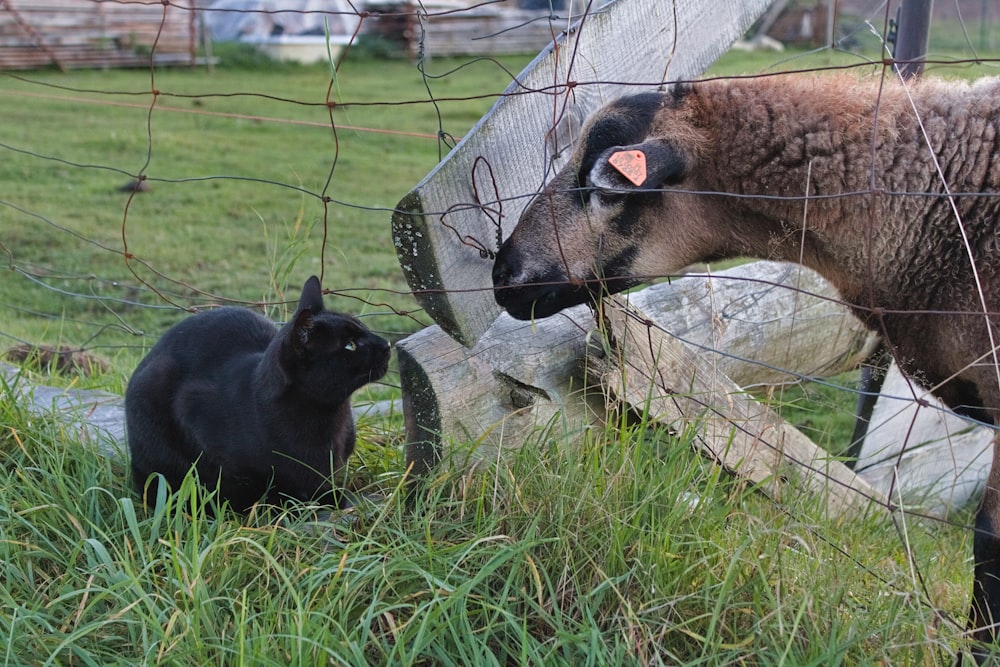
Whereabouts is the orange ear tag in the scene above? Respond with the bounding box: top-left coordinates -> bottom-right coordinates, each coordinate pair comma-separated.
608,150 -> 647,186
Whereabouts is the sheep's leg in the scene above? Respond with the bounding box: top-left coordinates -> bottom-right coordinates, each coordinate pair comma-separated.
970,437 -> 1000,662
844,341 -> 890,468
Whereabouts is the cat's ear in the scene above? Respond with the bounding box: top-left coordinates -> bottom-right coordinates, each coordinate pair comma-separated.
292,308 -> 315,354
296,276 -> 325,315
290,277 -> 323,356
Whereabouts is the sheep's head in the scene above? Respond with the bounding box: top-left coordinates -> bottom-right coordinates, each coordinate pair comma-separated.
492,90 -> 708,320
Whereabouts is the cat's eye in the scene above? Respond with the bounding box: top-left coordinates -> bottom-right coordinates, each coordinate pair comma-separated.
344,340 -> 357,352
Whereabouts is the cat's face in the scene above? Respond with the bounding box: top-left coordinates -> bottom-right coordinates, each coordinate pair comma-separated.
286,310 -> 390,406
275,277 -> 390,405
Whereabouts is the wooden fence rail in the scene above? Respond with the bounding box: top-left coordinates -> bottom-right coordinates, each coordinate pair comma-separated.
399,260 -> 886,513
0,0 -> 197,71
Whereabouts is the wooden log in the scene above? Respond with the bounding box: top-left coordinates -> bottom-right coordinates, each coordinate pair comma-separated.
855,362 -> 993,515
0,361 -> 398,464
1,362 -> 125,458
400,261 -> 879,481
400,303 -> 602,476
598,297 -> 887,517
401,257 -> 993,518
623,262 -> 878,388
391,0 -> 774,346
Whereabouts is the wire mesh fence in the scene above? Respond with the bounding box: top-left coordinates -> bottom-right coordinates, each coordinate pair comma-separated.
1,0 -> 1000,661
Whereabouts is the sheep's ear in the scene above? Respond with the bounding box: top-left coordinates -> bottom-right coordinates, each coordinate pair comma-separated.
590,140 -> 686,192
296,275 -> 325,315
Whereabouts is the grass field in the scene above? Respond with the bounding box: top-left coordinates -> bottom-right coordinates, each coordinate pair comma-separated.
0,47 -> 535,385
0,373 -> 979,665
1,22 -> 999,665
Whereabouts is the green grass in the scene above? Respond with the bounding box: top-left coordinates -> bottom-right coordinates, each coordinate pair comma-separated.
1,38 -> 997,382
0,50 -> 536,385
3,30 -> 1000,665
0,374 -> 976,665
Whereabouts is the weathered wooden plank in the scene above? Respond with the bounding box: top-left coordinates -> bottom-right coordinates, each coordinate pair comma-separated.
599,297 -> 887,518
400,303 -> 601,476
623,262 -> 878,388
0,361 -> 398,464
399,260 -> 879,479
1,362 -> 126,458
391,0 -> 774,346
0,0 -> 195,71
416,8 -> 562,58
856,362 -> 993,515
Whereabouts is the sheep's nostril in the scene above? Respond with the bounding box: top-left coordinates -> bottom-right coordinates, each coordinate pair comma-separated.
491,262 -> 509,287
492,245 -> 521,288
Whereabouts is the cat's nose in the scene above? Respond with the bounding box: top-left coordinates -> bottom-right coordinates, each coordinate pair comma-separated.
369,335 -> 390,357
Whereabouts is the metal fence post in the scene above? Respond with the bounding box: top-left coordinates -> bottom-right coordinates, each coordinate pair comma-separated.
893,0 -> 934,79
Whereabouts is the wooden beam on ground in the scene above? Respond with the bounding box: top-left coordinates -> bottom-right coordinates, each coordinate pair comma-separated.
598,297 -> 887,518
0,361 -> 398,465
622,262 -> 878,388
399,261 -> 879,491
392,0 -> 774,346
856,363 -> 993,516
1,362 -> 124,457
399,303 -> 602,476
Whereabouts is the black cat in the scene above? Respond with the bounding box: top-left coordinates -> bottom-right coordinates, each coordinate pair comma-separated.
124,276 -> 390,512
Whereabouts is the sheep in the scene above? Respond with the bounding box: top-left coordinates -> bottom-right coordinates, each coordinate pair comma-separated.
492,73 -> 1000,658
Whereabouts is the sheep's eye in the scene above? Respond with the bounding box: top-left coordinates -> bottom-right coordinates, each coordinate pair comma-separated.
589,188 -> 624,209
344,340 -> 357,352
583,175 -> 626,208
